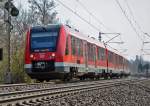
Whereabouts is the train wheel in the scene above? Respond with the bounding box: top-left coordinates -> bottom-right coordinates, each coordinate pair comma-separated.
63,73 -> 72,81
46,79 -> 49,82
79,77 -> 82,80
37,79 -> 44,82
79,76 -> 84,80
110,75 -> 113,79
104,74 -> 108,79
96,76 -> 100,80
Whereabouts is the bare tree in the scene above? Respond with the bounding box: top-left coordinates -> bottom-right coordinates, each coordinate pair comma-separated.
0,0 -> 59,83
0,6 -> 9,83
28,0 -> 58,25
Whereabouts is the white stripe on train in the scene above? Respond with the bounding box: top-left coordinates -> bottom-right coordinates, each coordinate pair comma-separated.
24,62 -> 129,74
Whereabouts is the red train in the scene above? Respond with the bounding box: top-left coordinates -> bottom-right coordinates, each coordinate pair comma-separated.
24,24 -> 130,81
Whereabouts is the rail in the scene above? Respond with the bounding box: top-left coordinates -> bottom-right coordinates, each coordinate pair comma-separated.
0,78 -> 146,106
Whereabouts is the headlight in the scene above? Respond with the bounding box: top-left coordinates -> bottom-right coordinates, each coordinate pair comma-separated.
30,54 -> 34,58
52,53 -> 55,57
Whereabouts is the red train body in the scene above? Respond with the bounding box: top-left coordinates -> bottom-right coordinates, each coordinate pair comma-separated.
24,24 -> 130,81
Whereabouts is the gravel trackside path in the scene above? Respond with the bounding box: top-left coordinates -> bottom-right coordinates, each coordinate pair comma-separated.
45,80 -> 150,106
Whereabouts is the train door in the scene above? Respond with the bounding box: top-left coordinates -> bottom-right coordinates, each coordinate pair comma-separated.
94,45 -> 97,68
76,38 -> 83,64
105,47 -> 109,73
84,41 -> 88,69
76,38 -> 80,64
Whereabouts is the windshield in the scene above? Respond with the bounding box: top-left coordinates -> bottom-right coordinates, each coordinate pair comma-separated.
31,30 -> 59,52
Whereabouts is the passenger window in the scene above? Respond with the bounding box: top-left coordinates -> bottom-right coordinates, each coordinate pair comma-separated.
80,40 -> 83,56
97,47 -> 101,60
76,38 -> 80,56
65,36 -> 69,55
71,36 -> 76,55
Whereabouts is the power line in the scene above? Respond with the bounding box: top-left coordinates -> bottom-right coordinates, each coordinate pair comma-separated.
115,0 -> 143,41
124,0 -> 150,57
124,0 -> 145,34
56,0 -> 120,40
75,0 -> 115,33
56,0 -> 125,54
124,0 -> 145,55
55,0 -> 101,32
116,0 -> 145,58
144,33 -> 150,38
75,0 -> 126,42
56,0 -> 124,42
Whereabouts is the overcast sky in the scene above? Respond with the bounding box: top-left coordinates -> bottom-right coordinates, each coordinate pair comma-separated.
15,0 -> 150,61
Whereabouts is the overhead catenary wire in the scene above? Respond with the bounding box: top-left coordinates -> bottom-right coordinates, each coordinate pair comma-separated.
55,0 -> 123,40
75,0 -> 115,33
115,0 -> 143,42
76,0 -> 126,43
56,0 -> 127,55
115,0 -> 148,57
57,0 -> 125,42
55,0 -> 101,33
124,0 -> 145,35
75,0 -> 126,53
145,33 -> 150,38
123,0 -> 150,56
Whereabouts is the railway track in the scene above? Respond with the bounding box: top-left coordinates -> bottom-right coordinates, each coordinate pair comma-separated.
0,78 -> 147,106
0,78 -> 131,93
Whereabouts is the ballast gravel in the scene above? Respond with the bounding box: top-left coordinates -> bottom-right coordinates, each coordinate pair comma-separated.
46,81 -> 150,106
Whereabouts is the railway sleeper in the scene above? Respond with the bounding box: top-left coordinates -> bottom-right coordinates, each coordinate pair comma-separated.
22,101 -> 34,105
15,103 -> 25,106
29,100 -> 37,104
36,99 -> 44,103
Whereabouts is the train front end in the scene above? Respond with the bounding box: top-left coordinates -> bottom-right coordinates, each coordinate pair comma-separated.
24,24 -> 66,81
